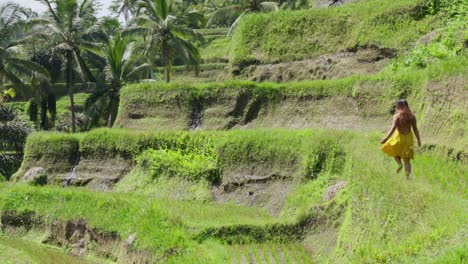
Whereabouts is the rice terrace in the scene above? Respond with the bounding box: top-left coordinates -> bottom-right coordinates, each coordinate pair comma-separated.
0,0 -> 466,263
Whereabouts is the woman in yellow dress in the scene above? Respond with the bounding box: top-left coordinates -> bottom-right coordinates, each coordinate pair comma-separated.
380,99 -> 422,179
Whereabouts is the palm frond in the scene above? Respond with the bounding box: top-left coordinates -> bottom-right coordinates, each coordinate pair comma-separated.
125,62 -> 152,78
122,26 -> 149,38
172,34 -> 202,72
7,58 -> 50,79
227,9 -> 249,37
259,1 -> 279,12
207,5 -> 242,28
0,66 -> 23,86
34,0 -> 60,24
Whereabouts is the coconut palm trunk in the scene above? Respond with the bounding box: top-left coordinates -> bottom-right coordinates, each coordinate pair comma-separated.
66,51 -> 76,133
107,82 -> 120,127
162,39 -> 171,83
107,99 -> 114,127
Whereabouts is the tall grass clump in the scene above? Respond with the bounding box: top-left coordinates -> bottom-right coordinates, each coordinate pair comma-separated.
388,0 -> 467,72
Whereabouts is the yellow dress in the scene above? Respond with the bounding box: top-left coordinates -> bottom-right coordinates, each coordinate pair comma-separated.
381,130 -> 414,159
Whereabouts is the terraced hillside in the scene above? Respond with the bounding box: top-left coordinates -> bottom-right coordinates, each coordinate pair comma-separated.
3,129 -> 467,263
1,0 -> 467,263
114,58 -> 467,154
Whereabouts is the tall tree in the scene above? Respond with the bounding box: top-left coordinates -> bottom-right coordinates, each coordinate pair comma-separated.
111,0 -> 137,26
0,2 -> 32,45
127,0 -> 205,82
0,2 -> 48,88
33,0 -> 101,133
85,34 -> 149,127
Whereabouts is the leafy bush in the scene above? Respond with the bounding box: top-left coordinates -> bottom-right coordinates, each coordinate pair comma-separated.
138,148 -> 220,183
389,0 -> 467,71
303,138 -> 346,180
0,154 -> 22,180
79,128 -> 216,158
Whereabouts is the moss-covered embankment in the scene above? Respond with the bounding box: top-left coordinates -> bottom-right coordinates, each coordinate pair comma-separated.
12,129 -> 348,213
115,59 -> 467,155
3,128 -> 351,262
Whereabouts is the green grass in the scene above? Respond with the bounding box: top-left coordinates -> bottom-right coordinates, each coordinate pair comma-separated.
201,38 -> 230,63
157,63 -> 227,73
3,128 -> 468,262
0,235 -> 97,264
329,133 -> 467,263
0,183 -> 279,262
55,93 -> 90,114
198,28 -> 229,36
230,0 -> 442,67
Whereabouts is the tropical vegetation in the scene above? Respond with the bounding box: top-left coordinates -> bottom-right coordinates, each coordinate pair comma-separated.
0,0 -> 466,263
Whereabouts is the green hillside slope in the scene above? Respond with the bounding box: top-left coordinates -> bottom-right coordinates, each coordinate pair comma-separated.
114,58 -> 467,154
229,0 -> 442,68
4,128 -> 467,263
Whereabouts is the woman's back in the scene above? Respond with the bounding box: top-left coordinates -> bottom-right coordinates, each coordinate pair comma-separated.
395,113 -> 414,135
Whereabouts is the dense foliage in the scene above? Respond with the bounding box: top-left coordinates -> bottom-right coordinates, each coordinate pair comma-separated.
0,0 -> 466,262
0,89 -> 29,179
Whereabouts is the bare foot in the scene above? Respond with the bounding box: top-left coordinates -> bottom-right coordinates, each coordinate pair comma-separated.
396,166 -> 403,174
406,173 -> 410,180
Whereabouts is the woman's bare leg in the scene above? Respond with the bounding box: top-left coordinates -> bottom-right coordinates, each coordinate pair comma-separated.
394,157 -> 402,173
404,159 -> 411,179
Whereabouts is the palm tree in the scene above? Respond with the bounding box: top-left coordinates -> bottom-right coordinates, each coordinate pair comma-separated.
127,0 -> 205,82
85,34 -> 149,127
0,2 -> 31,44
33,0 -> 101,133
0,2 -> 49,89
111,0 -> 137,26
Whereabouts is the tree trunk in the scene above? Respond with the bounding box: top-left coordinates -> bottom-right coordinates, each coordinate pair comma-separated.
150,67 -> 154,80
107,99 -> 114,128
47,93 -> 56,125
107,82 -> 120,128
40,80 -> 50,130
165,65 -> 170,83
40,97 -> 48,130
163,40 -> 171,83
66,52 -> 76,133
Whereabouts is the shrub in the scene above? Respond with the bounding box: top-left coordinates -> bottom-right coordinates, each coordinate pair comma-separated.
137,148 -> 220,184
30,173 -> 48,186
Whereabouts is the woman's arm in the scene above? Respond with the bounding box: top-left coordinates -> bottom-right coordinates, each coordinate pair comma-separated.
412,116 -> 422,147
380,115 -> 398,144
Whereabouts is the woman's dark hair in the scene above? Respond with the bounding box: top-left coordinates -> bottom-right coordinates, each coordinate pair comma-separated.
395,99 -> 409,109
395,99 -> 413,123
